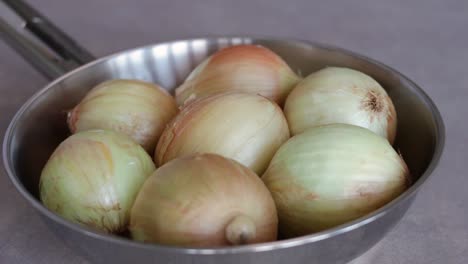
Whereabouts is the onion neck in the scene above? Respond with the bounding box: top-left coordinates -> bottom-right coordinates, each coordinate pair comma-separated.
225,214 -> 256,245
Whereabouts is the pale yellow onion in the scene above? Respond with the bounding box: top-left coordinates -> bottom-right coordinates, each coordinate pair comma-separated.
284,67 -> 397,143
68,79 -> 179,152
40,130 -> 155,233
155,92 -> 290,175
129,153 -> 278,247
175,44 -> 301,106
262,124 -> 409,237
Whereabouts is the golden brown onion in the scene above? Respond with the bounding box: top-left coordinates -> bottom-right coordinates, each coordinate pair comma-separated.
155,92 -> 290,175
129,153 -> 278,247
175,44 -> 301,106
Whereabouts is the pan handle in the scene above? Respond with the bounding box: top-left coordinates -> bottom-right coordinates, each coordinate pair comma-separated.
0,0 -> 95,80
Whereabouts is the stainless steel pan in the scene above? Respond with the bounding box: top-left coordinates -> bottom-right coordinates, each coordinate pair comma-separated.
1,1 -> 445,263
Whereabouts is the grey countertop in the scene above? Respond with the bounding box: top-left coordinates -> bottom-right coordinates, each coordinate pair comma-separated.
1,0 -> 467,263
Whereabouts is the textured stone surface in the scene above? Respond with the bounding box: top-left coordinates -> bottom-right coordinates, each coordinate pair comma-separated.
1,0 -> 466,263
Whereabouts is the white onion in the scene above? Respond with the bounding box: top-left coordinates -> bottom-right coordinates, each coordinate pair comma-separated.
129,153 -> 278,246
262,124 -> 409,237
284,67 -> 397,143
68,79 -> 179,152
40,130 -> 155,233
175,44 -> 301,106
155,92 -> 290,175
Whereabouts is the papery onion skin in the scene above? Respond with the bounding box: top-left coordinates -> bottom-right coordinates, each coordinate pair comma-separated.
129,153 -> 278,247
262,124 -> 409,237
67,79 -> 179,153
175,44 -> 301,106
155,92 -> 290,175
284,67 -> 397,144
39,130 -> 155,233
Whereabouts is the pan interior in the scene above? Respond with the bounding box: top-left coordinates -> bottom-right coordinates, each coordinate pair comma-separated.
6,38 -> 439,215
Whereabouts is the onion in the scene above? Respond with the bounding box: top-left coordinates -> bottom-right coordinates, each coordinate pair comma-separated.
156,92 -> 290,175
67,79 -> 179,152
284,67 -> 397,143
39,130 -> 155,233
129,153 -> 278,247
262,124 -> 409,237
175,44 -> 301,106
